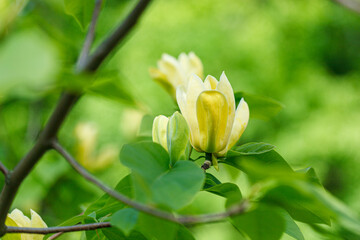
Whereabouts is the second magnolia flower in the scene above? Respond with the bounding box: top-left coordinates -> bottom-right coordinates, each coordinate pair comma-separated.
177,72 -> 249,156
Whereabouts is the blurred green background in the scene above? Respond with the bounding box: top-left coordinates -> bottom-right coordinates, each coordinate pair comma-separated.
1,0 -> 360,239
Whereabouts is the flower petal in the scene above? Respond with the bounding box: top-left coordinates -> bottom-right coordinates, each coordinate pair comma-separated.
8,209 -> 31,227
183,74 -> 205,150
152,115 -> 169,151
216,72 -> 236,146
204,75 -> 218,90
221,98 -> 249,155
158,54 -> 183,86
196,90 -> 229,153
30,209 -> 47,240
188,52 -> 204,79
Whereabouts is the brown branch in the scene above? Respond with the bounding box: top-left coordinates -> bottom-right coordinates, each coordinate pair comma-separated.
5,222 -> 111,234
82,0 -> 152,72
333,0 -> 360,14
0,161 -> 8,176
76,0 -> 104,70
51,141 -> 250,225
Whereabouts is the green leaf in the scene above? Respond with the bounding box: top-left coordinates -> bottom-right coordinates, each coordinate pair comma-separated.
231,205 -> 286,240
84,175 -> 133,219
296,167 -> 322,186
223,149 -> 293,182
120,142 -> 170,184
231,142 -> 275,155
204,183 -> 242,207
111,208 -> 139,236
102,228 -> 147,240
235,91 -> 284,120
175,226 -> 195,240
260,181 -> 332,225
203,173 -> 222,189
167,111 -> 190,165
137,213 -> 179,240
152,161 -> 205,210
64,0 -> 95,30
280,211 -> 304,240
121,142 -> 204,210
87,79 -> 135,106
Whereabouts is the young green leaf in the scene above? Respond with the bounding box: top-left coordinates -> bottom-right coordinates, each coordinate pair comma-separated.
137,213 -> 179,240
167,112 -> 190,165
151,161 -> 205,210
231,205 -> 286,240
111,208 -> 139,236
120,142 -> 170,184
280,210 -> 305,240
231,142 -> 275,155
64,0 -> 95,30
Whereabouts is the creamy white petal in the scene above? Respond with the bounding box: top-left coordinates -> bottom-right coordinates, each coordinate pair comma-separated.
188,52 -> 204,79
158,54 -> 182,86
184,74 -> 205,149
30,209 -> 48,240
216,72 -> 236,147
152,115 -> 169,151
8,209 -> 31,227
223,98 -> 249,154
204,75 -> 218,90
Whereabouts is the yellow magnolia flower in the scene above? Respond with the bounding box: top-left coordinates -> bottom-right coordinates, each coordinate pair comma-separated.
4,209 -> 47,240
75,123 -> 118,171
177,72 -> 249,156
149,52 -> 203,99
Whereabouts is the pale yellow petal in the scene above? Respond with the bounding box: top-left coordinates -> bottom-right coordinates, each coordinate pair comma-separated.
184,74 -> 205,150
149,67 -> 176,98
203,75 -> 218,90
158,54 -> 183,87
196,90 -> 229,153
30,209 -> 47,240
3,216 -> 21,240
152,115 -> 169,151
223,98 -> 249,155
217,72 -> 236,146
176,86 -> 188,120
188,52 -> 203,79
8,209 -> 31,227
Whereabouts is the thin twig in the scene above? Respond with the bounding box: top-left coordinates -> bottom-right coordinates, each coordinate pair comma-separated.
47,231 -> 63,240
6,222 -> 111,234
82,0 -> 152,72
333,0 -> 360,14
0,161 -> 8,176
51,141 -> 250,225
76,0 -> 104,70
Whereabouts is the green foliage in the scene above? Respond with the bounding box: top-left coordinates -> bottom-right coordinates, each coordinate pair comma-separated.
167,111 -> 190,165
231,205 -> 286,240
234,92 -> 284,121
64,0 -> 95,30
87,78 -> 136,106
111,208 -> 139,236
120,142 -> 205,210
